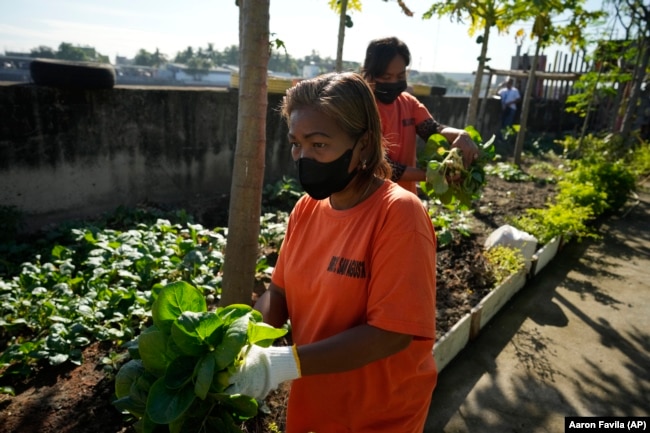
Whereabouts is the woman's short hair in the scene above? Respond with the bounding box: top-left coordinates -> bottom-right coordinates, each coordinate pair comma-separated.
281,72 -> 391,181
361,37 -> 411,81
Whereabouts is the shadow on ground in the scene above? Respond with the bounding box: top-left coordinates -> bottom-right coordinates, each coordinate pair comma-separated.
425,191 -> 650,432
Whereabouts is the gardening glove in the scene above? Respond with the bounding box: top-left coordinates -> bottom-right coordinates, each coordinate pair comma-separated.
228,344 -> 301,400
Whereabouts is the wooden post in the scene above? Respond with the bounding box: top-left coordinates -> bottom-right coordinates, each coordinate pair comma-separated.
477,70 -> 494,133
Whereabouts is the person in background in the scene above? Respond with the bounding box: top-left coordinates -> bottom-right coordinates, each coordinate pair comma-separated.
362,36 -> 479,195
229,72 -> 437,433
498,76 -> 521,135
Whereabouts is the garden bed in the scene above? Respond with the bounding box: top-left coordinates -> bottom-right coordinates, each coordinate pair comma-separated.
0,160 -> 559,433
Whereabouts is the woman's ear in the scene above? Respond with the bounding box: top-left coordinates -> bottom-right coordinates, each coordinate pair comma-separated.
360,130 -> 371,150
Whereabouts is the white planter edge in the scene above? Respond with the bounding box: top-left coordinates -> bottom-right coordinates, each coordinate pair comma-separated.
471,268 -> 527,333
531,235 -> 562,276
433,312 -> 472,373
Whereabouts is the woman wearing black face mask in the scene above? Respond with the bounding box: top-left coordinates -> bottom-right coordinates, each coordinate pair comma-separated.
362,36 -> 479,195
228,72 -> 438,433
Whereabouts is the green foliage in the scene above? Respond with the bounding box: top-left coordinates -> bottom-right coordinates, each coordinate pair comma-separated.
113,281 -> 287,432
419,126 -> 497,209
509,202 -> 595,245
561,157 -> 636,214
484,245 -> 526,286
429,208 -> 473,248
0,201 -> 289,391
30,42 -> 109,63
565,37 -> 635,120
627,140 -> 650,178
510,133 -> 638,244
555,178 -> 608,216
0,218 -> 226,383
258,212 -> 289,259
485,162 -> 532,182
133,49 -> 168,68
262,176 -> 303,212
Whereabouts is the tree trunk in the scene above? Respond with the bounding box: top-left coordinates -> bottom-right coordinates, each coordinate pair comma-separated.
336,0 -> 349,72
220,0 -> 270,306
513,40 -> 541,166
466,25 -> 491,127
477,70 -> 493,134
619,38 -> 650,143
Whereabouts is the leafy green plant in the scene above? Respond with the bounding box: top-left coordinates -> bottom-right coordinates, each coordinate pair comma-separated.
0,219 -> 227,384
508,134 -> 638,246
555,178 -> 608,216
113,281 -> 287,433
627,140 -> 650,178
560,157 -> 636,214
485,162 -> 532,182
509,203 -> 596,245
258,212 -> 289,248
429,207 -> 473,248
262,176 -> 303,212
418,126 -> 496,209
484,245 -> 526,286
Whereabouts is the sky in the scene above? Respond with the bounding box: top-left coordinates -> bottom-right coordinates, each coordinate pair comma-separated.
1,0 -> 608,74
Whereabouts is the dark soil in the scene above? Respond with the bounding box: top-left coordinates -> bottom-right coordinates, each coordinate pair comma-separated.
0,159 -> 558,433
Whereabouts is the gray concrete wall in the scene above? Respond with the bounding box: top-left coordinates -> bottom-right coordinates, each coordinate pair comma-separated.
0,83 -> 576,230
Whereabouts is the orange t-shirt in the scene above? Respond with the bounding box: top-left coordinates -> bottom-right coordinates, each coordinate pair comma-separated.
272,181 -> 437,433
378,92 -> 433,195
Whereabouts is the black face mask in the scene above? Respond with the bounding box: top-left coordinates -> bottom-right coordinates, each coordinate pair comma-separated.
373,80 -> 407,104
296,147 -> 358,200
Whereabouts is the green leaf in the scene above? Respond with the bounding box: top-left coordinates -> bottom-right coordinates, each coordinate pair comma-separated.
152,281 -> 207,334
215,393 -> 259,420
171,312 -> 207,357
247,322 -> 287,347
214,314 -> 250,369
217,304 -> 253,326
139,326 -> 174,377
0,386 -> 15,396
115,359 -> 145,398
171,310 -> 225,356
113,369 -> 154,418
463,125 -> 483,144
146,377 -> 196,424
194,353 -> 215,400
164,356 -> 196,389
210,368 -> 230,393
425,163 -> 449,195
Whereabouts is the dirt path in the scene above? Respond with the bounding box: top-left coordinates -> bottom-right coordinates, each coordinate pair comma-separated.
425,184 -> 650,432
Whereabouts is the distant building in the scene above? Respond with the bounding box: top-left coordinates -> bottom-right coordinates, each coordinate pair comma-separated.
302,63 -> 320,78
114,63 -> 231,87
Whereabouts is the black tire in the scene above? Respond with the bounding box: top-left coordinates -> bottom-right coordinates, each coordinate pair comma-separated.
30,58 -> 116,89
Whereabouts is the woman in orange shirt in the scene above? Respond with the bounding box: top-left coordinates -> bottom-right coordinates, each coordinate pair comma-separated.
229,72 -> 437,433
362,36 -> 479,195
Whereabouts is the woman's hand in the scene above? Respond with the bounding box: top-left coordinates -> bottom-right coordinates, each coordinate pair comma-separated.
450,133 -> 479,169
439,127 -> 480,169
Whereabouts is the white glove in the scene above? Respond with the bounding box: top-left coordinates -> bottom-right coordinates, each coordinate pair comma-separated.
228,345 -> 301,400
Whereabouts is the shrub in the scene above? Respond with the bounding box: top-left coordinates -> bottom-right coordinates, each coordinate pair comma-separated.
484,245 -> 526,286
509,203 -> 596,245
563,157 -> 636,214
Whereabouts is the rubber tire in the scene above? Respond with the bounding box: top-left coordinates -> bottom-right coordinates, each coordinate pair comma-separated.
30,58 -> 116,89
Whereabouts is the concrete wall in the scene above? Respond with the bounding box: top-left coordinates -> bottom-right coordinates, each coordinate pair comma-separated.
0,83 -> 576,230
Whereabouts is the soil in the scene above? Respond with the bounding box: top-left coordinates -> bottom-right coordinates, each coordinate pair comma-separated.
0,159 -> 558,433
